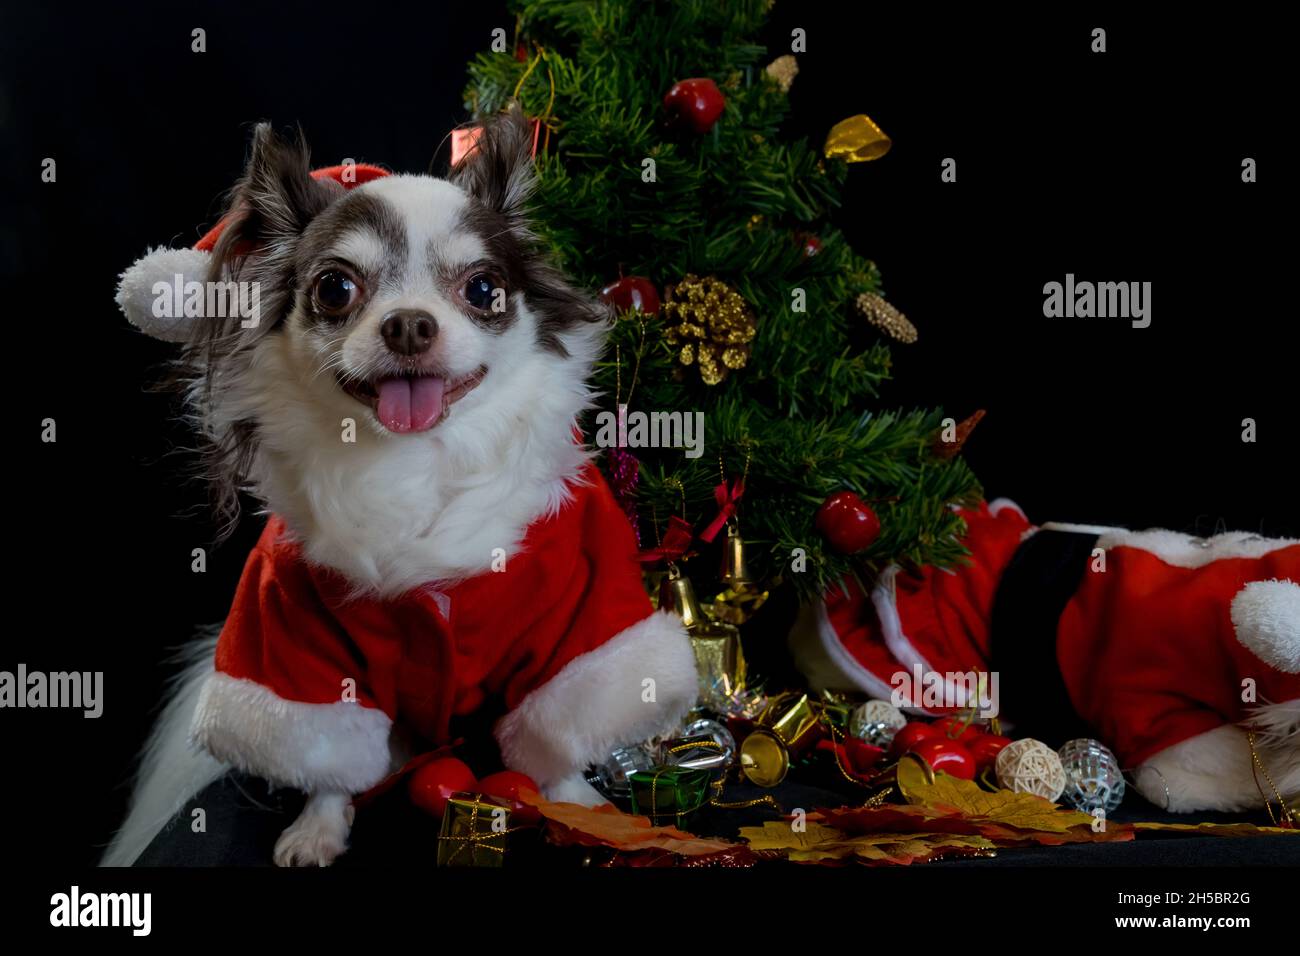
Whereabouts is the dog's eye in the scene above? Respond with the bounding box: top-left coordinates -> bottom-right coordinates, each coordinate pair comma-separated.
463,274 -> 498,312
313,270 -> 361,316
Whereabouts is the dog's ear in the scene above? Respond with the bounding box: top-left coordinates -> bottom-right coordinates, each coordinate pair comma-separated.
209,123 -> 342,282
203,123 -> 343,341
448,103 -> 537,223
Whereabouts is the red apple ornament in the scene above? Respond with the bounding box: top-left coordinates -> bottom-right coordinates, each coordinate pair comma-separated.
663,78 -> 726,133
889,721 -> 940,758
932,715 -> 985,743
910,737 -> 977,780
967,734 -> 1012,772
407,757 -> 478,817
815,491 -> 882,554
599,275 -> 661,316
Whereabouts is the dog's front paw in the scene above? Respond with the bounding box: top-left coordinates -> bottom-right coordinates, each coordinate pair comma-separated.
543,774 -> 609,807
273,793 -> 353,867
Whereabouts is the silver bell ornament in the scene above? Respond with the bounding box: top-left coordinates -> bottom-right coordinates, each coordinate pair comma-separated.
1058,738 -> 1125,814
585,744 -> 656,799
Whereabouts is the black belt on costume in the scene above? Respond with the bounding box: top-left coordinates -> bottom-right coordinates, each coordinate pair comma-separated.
988,527 -> 1100,747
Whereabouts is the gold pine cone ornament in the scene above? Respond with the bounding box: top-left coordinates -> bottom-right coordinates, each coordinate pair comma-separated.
661,275 -> 757,386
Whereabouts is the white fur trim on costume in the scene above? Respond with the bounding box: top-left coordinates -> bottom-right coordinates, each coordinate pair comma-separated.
786,583 -> 937,715
190,673 -> 393,793
116,246 -> 211,342
1231,579 -> 1300,673
1040,523 -> 1297,568
987,497 -> 1027,520
1137,716 -> 1300,812
1039,521 -> 1117,536
1245,698 -> 1300,743
494,611 -> 696,801
873,566 -> 979,713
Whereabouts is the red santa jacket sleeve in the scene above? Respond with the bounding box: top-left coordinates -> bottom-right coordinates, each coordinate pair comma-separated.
189,518 -> 394,794
491,470 -> 698,793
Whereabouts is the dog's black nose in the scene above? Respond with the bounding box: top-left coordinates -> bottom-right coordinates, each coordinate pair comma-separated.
380,309 -> 437,355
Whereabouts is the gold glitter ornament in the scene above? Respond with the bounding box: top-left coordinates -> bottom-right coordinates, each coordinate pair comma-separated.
661,275 -> 757,385
823,114 -> 892,163
855,292 -> 918,344
764,55 -> 799,93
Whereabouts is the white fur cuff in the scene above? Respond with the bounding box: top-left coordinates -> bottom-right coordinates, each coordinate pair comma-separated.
190,673 -> 393,793
494,612 -> 697,790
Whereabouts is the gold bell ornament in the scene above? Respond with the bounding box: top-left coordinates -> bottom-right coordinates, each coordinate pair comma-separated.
661,565 -> 747,709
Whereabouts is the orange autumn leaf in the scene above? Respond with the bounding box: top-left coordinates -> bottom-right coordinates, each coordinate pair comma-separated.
517,788 -> 733,856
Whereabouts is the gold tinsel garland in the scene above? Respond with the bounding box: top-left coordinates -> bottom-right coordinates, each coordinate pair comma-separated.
855,292 -> 918,344
662,275 -> 758,385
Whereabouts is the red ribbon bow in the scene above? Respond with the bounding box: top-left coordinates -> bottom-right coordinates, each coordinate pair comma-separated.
638,515 -> 695,565
700,479 -> 745,544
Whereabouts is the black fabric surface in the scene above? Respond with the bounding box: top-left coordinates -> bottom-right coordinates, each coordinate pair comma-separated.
136,768 -> 1300,867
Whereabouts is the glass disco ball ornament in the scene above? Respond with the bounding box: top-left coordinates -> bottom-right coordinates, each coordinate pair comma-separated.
1058,738 -> 1125,814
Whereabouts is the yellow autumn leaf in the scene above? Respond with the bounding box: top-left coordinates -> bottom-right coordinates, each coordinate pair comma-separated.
748,821 -> 999,865
1134,821 -> 1300,837
739,820 -> 846,852
906,772 -> 1094,833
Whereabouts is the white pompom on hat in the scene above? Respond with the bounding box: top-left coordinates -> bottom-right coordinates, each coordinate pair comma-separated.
1231,578 -> 1300,673
115,246 -> 213,342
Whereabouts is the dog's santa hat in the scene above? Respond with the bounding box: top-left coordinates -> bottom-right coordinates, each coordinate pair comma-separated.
115,162 -> 390,342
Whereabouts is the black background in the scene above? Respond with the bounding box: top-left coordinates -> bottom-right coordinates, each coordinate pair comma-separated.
2,2 -> 1294,871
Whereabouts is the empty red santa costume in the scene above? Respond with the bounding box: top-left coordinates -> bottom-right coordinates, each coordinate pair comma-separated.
190,461 -> 697,799
790,499 -> 1300,811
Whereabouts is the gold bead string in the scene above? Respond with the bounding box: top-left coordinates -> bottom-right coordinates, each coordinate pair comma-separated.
662,739 -> 782,812
511,45 -> 558,150
1246,730 -> 1296,828
708,773 -> 783,812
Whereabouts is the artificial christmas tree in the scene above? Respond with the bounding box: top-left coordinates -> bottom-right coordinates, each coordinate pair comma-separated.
462,0 -> 981,608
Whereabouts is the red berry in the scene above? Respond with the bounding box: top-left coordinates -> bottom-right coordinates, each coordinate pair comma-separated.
932,716 -> 985,742
407,757 -> 477,817
967,734 -> 1012,772
815,491 -> 882,554
909,738 -> 977,780
889,721 -> 940,759
599,275 -> 660,316
478,770 -> 542,825
663,78 -> 726,134
797,232 -> 822,259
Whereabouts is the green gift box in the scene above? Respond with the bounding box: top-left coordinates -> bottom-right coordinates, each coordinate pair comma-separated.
628,766 -> 710,827
437,792 -> 511,867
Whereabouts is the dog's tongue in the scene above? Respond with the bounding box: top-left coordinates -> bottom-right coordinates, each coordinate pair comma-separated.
376,376 -> 446,433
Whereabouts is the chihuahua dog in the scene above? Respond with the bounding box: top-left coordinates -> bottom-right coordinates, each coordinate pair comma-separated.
106,109 -> 696,866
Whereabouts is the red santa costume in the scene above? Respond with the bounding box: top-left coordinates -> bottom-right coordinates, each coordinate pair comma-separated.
189,461 -> 694,798
791,499 -> 1300,810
